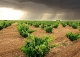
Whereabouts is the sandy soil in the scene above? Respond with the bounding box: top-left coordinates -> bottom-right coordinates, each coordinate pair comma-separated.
53,39 -> 80,57
0,23 -> 25,57
0,23 -> 80,57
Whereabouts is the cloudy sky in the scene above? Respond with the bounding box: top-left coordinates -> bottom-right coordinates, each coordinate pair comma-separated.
0,0 -> 80,20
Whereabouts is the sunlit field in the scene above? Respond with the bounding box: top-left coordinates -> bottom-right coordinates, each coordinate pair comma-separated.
0,20 -> 80,57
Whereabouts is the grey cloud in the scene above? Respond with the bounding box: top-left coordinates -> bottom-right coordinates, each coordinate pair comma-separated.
0,0 -> 80,20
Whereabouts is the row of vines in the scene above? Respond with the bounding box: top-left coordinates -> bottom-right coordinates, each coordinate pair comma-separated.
0,20 -> 80,57
17,21 -> 80,57
0,20 -> 14,30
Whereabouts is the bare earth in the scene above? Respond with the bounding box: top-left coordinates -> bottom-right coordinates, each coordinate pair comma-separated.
0,23 -> 80,57
0,23 -> 25,57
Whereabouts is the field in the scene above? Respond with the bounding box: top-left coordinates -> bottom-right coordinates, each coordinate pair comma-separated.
0,20 -> 80,57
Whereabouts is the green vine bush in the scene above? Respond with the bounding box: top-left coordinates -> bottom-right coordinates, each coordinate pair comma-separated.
17,23 -> 34,37
33,23 -> 40,27
0,21 -> 13,30
20,35 -> 57,57
44,26 -> 53,33
66,32 -> 80,41
53,23 -> 59,28
61,22 -> 67,27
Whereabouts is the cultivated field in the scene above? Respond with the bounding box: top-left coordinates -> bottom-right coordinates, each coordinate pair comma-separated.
0,20 -> 80,57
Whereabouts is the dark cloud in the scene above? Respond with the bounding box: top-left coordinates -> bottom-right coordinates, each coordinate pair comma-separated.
18,0 -> 80,9
0,0 -> 80,20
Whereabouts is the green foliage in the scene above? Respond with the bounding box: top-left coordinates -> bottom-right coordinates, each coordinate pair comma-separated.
17,23 -> 34,37
61,22 -> 67,27
66,32 -> 80,41
0,21 -> 13,30
18,23 -> 29,37
71,23 -> 77,29
78,26 -> 80,31
33,23 -> 39,27
67,22 -> 72,26
44,26 -> 53,33
47,24 -> 51,26
0,21 -> 4,30
20,35 -> 56,57
3,21 -> 12,28
27,30 -> 35,34
41,24 -> 46,29
53,23 -> 59,28
0,25 -> 3,30
67,22 -> 78,29
27,22 -> 32,26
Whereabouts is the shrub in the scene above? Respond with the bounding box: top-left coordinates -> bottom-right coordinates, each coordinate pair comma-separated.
78,26 -> 80,31
41,24 -> 46,29
61,22 -> 67,27
0,21 -> 13,30
53,23 -> 59,28
47,24 -> 51,26
3,22 -> 12,28
27,30 -> 35,34
18,24 -> 29,37
44,26 -> 53,33
20,35 -> 57,57
71,23 -> 77,29
17,23 -> 34,37
33,23 -> 39,27
21,30 -> 29,37
0,25 -> 3,30
27,22 -> 32,26
66,32 -> 80,41
18,23 -> 29,32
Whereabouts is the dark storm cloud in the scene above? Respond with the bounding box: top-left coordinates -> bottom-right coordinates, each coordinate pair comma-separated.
18,0 -> 80,9
0,0 -> 80,20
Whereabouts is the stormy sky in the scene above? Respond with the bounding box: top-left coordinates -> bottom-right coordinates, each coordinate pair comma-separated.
0,0 -> 80,20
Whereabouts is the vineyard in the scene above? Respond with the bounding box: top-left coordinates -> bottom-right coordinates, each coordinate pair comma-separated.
0,20 -> 80,57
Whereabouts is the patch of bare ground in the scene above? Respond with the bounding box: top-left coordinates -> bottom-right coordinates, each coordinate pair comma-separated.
52,39 -> 80,57
0,23 -> 25,57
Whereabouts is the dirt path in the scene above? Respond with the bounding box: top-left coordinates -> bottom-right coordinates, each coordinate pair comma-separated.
0,23 -> 25,57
